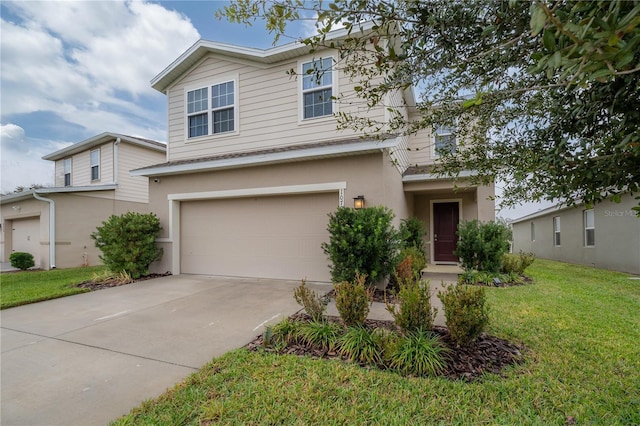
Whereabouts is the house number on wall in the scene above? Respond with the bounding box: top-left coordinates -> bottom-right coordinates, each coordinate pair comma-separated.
339,188 -> 345,207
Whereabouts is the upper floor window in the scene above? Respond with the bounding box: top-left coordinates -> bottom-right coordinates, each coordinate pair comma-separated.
187,80 -> 236,138
434,125 -> 457,155
64,158 -> 72,187
584,209 -> 595,246
302,57 -> 333,119
553,216 -> 561,246
90,149 -> 100,181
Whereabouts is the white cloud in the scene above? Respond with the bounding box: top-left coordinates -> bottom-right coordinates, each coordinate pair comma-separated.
0,0 -> 200,190
0,124 -> 62,193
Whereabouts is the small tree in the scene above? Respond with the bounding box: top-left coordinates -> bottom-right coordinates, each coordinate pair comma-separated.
322,206 -> 400,286
91,212 -> 162,279
399,217 -> 426,253
455,220 -> 511,273
9,252 -> 35,270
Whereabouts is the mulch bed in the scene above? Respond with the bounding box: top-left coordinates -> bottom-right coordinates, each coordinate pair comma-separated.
77,272 -> 172,291
246,313 -> 525,382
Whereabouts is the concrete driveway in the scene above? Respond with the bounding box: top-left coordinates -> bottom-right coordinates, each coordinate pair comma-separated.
1,274 -> 329,425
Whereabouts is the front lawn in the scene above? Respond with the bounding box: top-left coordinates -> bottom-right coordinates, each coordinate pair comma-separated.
114,259 -> 640,425
0,266 -> 106,309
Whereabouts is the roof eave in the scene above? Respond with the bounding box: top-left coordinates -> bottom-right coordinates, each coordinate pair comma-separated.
132,138 -> 398,177
43,133 -> 165,161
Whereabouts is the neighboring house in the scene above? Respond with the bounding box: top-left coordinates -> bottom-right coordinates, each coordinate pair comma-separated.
132,27 -> 495,282
0,133 -> 166,270
511,194 -> 640,275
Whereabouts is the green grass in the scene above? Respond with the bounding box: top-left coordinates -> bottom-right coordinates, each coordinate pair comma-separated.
113,259 -> 640,425
0,266 -> 106,309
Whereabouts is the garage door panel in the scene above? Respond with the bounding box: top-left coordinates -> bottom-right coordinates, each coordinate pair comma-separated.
181,193 -> 335,281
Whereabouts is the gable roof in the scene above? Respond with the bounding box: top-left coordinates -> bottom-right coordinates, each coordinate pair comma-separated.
151,23 -> 381,94
42,132 -> 166,161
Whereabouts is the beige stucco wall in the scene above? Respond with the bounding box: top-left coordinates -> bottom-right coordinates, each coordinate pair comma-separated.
1,193 -> 150,270
147,152 -> 411,273
512,195 -> 640,274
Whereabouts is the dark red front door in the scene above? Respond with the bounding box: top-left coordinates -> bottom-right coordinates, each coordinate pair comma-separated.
433,202 -> 459,262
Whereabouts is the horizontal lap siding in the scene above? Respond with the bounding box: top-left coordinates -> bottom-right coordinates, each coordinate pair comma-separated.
166,54 -> 383,162
115,143 -> 166,203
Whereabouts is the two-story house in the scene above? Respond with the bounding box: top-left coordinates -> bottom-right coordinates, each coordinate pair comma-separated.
133,27 -> 495,282
0,133 -> 166,269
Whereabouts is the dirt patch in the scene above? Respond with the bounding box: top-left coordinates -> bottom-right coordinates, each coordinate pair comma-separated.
246,313 -> 525,382
77,272 -> 172,291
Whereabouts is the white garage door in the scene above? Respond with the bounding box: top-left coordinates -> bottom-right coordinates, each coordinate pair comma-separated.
11,217 -> 41,267
180,192 -> 337,282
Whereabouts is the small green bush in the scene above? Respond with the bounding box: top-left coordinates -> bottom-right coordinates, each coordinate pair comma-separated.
334,273 -> 372,327
9,252 -> 35,270
501,251 -> 536,274
91,212 -> 162,279
299,320 -> 342,351
339,326 -> 383,365
293,279 -> 327,322
399,217 -> 426,252
456,220 -> 511,273
267,318 -> 301,347
322,206 -> 400,286
389,329 -> 448,376
438,284 -> 490,346
386,278 -> 436,334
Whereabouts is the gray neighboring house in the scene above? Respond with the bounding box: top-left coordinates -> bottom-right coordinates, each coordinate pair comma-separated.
511,194 -> 640,275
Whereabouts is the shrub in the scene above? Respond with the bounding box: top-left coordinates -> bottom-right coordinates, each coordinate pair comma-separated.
267,318 -> 301,347
455,220 -> 511,273
91,212 -> 162,279
386,278 -> 436,334
389,246 -> 427,292
399,217 -> 426,252
9,252 -> 35,270
389,329 -> 448,376
501,251 -> 536,274
438,284 -> 490,346
334,273 -> 372,327
293,279 -> 327,322
299,320 -> 342,351
91,269 -> 133,285
338,326 -> 383,365
322,206 -> 400,286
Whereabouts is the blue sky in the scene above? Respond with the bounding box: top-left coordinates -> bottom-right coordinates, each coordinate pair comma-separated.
0,0 -> 547,218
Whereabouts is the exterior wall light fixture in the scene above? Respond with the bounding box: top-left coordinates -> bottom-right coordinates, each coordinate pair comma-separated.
353,195 -> 365,209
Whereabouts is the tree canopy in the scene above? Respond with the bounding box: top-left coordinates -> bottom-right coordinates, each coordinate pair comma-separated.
219,0 -> 640,210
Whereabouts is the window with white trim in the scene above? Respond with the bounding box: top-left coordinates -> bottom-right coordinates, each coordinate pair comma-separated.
302,57 -> 333,119
187,80 -> 235,138
584,209 -> 595,246
90,149 -> 100,181
434,125 -> 457,155
64,158 -> 72,187
553,216 -> 561,246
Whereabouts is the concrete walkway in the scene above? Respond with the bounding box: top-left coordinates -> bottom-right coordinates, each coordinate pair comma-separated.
1,275 -> 329,426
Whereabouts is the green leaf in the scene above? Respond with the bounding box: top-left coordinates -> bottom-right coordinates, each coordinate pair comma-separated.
543,29 -> 556,51
530,4 -> 547,36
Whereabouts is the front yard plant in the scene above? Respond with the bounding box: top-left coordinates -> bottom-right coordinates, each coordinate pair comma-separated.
438,283 -> 490,346
9,252 -> 35,270
293,279 -> 327,322
386,278 -> 436,334
91,212 -> 163,279
334,273 -> 372,327
322,206 -> 399,286
455,220 -> 511,273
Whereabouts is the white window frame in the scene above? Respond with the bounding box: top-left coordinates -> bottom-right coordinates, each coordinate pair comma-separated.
432,124 -> 457,158
584,209 -> 595,247
185,77 -> 238,140
90,149 -> 100,181
299,56 -> 336,122
64,158 -> 72,187
553,216 -> 561,247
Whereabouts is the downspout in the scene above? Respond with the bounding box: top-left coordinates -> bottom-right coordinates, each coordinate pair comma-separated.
113,137 -> 121,185
33,192 -> 56,269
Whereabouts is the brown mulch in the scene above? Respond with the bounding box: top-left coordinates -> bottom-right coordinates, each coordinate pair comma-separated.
77,272 -> 172,291
245,313 -> 525,382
